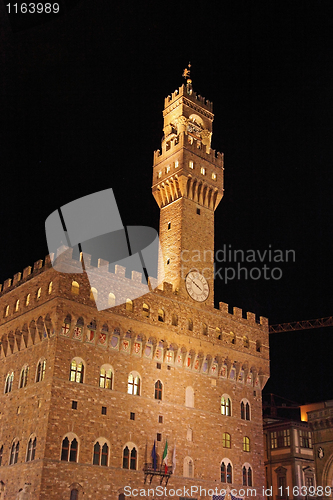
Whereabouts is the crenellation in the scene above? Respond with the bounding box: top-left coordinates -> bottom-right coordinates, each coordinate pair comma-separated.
22,266 -> 32,279
115,265 -> 126,277
131,270 -> 142,283
3,278 -> 12,290
33,259 -> 43,272
247,311 -> 256,323
233,306 -> 242,318
12,272 -> 21,286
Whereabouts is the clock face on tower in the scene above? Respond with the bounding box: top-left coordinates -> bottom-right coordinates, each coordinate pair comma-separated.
185,271 -> 210,302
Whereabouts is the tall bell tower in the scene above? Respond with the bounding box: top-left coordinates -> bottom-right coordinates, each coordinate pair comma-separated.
152,67 -> 224,307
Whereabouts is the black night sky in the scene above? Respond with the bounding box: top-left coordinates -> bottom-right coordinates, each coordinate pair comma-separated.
1,1 -> 333,406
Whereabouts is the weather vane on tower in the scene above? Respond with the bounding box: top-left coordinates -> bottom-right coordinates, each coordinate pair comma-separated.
182,62 -> 192,94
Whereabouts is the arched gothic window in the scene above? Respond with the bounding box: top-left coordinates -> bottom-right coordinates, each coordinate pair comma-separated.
19,366 -> 29,388
61,436 -> 78,462
128,373 -> 140,395
5,372 -> 14,393
9,440 -> 19,465
185,386 -> 194,408
221,461 -> 232,483
142,303 -> 150,317
71,281 -> 79,295
99,365 -> 113,389
126,299 -> 133,312
158,309 -> 164,322
122,445 -> 137,470
108,293 -> 116,307
183,456 -> 194,478
93,440 -> 109,466
243,465 -> 253,486
221,396 -> 231,416
26,437 -> 36,462
70,490 -> 79,500
154,380 -> 162,400
70,359 -> 84,383
36,359 -> 46,382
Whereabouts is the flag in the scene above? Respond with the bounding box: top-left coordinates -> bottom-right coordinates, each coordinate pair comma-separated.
172,443 -> 176,473
151,441 -> 157,470
162,440 -> 168,473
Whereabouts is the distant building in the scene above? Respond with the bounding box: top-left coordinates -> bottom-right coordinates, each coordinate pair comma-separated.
264,418 -> 316,499
263,396 -> 316,500
301,400 -> 333,495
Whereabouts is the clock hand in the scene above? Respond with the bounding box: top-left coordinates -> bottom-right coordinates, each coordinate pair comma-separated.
190,278 -> 202,292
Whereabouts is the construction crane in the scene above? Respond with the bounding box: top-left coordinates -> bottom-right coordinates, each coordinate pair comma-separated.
269,316 -> 333,333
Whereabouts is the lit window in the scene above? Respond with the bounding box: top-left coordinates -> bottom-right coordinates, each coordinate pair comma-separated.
19,366 -> 29,389
26,437 -> 36,462
69,360 -> 84,383
201,167 -> 206,175
222,432 -> 231,448
90,287 -> 98,301
15,300 -> 19,312
36,360 -> 46,383
142,303 -> 150,317
4,372 -> 14,394
25,294 -> 30,306
48,281 -> 53,294
9,441 -> 19,465
4,305 -> 9,317
128,373 -> 140,395
188,318 -> 193,331
175,160 -> 179,168
36,288 -> 41,300
189,160 -> 194,169
299,430 -> 312,449
221,396 -> 231,416
71,281 -> 79,295
158,171 -> 162,178
126,298 -> 133,312
166,166 -> 171,173
99,365 -> 113,389
158,308 -> 165,322
243,436 -> 250,452
212,172 -> 217,180
154,380 -> 162,400
108,293 -> 116,307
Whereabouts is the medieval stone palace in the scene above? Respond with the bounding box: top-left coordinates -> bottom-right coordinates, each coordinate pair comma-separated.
0,77 -> 270,499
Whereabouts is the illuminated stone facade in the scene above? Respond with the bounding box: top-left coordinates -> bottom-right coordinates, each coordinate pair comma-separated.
0,82 -> 269,499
